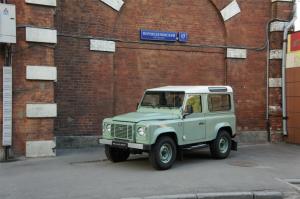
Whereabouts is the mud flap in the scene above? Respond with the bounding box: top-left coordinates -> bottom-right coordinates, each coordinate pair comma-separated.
231,140 -> 238,151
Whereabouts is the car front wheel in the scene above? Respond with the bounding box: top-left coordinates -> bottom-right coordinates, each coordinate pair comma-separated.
210,130 -> 232,159
149,136 -> 177,170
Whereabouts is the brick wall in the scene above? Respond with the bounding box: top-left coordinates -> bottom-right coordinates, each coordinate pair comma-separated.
269,1 -> 294,142
55,0 -> 276,138
0,0 -> 295,155
0,0 -> 56,156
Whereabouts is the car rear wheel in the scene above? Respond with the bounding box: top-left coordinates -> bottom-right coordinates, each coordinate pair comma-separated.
149,136 -> 177,170
105,145 -> 130,162
210,130 -> 232,159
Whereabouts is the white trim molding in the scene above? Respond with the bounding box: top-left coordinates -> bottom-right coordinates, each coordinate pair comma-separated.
101,0 -> 124,11
90,39 -> 116,52
227,48 -> 247,59
26,104 -> 57,118
220,0 -> 241,21
26,27 -> 57,44
26,66 -> 57,81
26,140 -> 56,158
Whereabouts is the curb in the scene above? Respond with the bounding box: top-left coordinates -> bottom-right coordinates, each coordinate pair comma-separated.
122,191 -> 283,199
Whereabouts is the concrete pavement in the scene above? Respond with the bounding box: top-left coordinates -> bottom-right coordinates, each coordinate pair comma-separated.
0,144 -> 300,199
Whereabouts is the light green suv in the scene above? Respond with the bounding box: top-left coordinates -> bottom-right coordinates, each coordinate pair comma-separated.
99,86 -> 237,170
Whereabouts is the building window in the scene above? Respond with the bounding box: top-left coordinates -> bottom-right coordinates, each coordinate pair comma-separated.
208,94 -> 231,112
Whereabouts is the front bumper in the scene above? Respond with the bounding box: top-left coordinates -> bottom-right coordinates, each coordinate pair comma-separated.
99,138 -> 151,150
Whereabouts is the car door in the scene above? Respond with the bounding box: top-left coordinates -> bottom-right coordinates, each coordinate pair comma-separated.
183,94 -> 206,142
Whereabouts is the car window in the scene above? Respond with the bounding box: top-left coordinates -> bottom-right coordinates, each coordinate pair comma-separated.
141,91 -> 185,108
208,94 -> 231,112
185,95 -> 202,113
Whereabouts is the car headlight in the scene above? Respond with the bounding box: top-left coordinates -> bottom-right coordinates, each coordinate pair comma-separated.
137,127 -> 146,136
106,124 -> 112,133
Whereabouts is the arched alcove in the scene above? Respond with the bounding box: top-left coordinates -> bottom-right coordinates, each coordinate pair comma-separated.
112,0 -> 227,114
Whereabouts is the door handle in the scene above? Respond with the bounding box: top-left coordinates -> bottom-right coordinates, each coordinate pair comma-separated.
199,122 -> 205,125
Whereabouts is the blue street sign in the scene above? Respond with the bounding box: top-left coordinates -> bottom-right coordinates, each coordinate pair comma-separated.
178,32 -> 188,43
140,30 -> 177,42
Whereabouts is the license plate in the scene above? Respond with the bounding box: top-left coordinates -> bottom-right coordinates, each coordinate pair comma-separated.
112,141 -> 128,148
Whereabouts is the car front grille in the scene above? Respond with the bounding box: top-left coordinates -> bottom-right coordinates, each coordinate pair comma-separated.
112,123 -> 134,140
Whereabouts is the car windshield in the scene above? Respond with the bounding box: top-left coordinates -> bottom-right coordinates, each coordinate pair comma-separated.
141,91 -> 185,109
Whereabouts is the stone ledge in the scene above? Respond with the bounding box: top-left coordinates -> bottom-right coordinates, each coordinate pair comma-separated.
235,131 -> 269,144
56,136 -> 101,149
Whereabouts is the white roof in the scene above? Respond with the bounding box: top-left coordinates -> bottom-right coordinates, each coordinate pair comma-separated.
146,86 -> 233,93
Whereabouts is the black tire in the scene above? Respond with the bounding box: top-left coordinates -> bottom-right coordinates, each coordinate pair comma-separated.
105,145 -> 130,162
149,136 -> 177,170
210,130 -> 232,159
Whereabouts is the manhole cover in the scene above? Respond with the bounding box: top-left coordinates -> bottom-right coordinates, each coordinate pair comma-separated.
228,160 -> 258,167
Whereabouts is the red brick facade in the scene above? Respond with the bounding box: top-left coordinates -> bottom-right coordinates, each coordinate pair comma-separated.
0,0 -> 295,156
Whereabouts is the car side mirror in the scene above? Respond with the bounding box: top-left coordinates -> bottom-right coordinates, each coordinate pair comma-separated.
186,105 -> 193,114
183,105 -> 193,118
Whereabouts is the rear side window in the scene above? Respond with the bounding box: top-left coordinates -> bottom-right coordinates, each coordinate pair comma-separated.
208,94 -> 231,112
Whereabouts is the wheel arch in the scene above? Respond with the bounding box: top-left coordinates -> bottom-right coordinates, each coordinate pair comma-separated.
214,123 -> 233,138
152,128 -> 178,146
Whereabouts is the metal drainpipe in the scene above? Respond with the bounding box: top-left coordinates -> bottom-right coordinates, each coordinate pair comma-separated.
282,2 -> 297,136
2,0 -> 10,161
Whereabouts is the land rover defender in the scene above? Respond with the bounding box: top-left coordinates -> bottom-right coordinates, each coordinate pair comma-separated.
99,86 -> 237,170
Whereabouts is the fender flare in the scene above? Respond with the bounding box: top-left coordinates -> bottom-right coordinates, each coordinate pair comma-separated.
151,127 -> 178,145
214,122 -> 232,138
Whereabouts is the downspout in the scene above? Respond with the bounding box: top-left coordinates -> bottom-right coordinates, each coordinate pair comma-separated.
282,2 -> 297,136
266,19 -> 289,141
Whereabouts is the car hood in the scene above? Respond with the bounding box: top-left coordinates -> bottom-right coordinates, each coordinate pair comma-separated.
112,112 -> 180,123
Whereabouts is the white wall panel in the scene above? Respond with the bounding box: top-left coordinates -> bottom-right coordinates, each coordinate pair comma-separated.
269,78 -> 282,88
270,49 -> 283,59
270,21 -> 288,32
26,140 -> 56,157
227,48 -> 247,59
90,39 -> 116,52
26,104 -> 57,118
26,27 -> 57,43
26,66 -> 57,81
25,0 -> 57,6
101,0 -> 124,11
221,0 -> 241,21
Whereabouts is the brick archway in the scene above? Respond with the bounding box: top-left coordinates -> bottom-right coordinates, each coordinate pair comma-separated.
112,0 -> 227,114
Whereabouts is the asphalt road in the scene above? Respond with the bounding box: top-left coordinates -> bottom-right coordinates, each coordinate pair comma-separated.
0,144 -> 300,199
